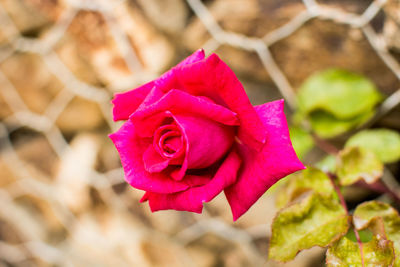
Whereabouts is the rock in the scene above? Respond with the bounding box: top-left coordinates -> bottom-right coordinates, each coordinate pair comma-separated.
0,93 -> 13,120
55,5 -> 174,90
13,194 -> 67,244
143,209 -> 196,235
185,245 -> 215,267
113,2 -> 174,74
0,28 -> 8,45
55,10 -> 122,86
0,53 -> 63,114
183,0 -> 399,95
68,214 -> 144,266
317,0 -> 372,14
183,0 -> 306,64
235,192 -> 277,232
55,96 -> 105,133
270,19 -> 400,94
135,0 -> 189,35
96,137 -> 122,173
141,237 -> 190,267
184,0 -> 305,41
55,134 -> 100,213
186,233 -> 255,267
383,0 -> 400,51
0,159 -> 18,187
0,0 -> 63,35
13,133 -> 58,178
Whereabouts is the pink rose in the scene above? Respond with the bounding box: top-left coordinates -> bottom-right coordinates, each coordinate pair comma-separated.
110,50 -> 304,220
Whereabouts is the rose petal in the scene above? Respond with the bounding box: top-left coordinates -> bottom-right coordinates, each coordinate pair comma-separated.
137,86 -> 165,110
112,81 -> 154,121
168,113 -> 235,181
143,149 -> 241,213
111,49 -> 205,121
176,49 -> 205,67
174,114 -> 235,169
177,53 -> 267,150
224,100 -> 305,221
143,146 -> 170,173
130,89 -> 239,126
109,121 -> 191,194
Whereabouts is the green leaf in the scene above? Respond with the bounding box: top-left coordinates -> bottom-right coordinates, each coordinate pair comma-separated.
354,201 -> 400,266
337,146 -> 383,186
289,126 -> 314,159
326,220 -> 395,267
309,109 -> 374,138
316,155 -> 337,173
344,228 -> 373,243
269,192 -> 349,262
297,69 -> 382,119
276,167 -> 336,209
296,69 -> 382,138
346,129 -> 400,163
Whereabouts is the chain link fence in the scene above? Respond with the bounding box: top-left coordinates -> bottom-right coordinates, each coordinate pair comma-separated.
0,0 -> 399,266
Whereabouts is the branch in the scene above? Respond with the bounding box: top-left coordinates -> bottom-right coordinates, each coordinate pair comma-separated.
355,180 -> 400,205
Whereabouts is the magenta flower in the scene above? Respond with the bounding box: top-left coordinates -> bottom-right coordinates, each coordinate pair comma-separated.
109,49 -> 304,220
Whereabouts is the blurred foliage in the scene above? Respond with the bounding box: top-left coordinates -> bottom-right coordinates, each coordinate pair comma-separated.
346,129 -> 400,163
272,141 -> 397,264
326,222 -> 395,267
354,201 -> 400,266
289,126 -> 314,159
336,146 -> 383,186
276,167 -> 336,209
295,69 -> 382,138
269,192 -> 349,262
316,155 -> 336,173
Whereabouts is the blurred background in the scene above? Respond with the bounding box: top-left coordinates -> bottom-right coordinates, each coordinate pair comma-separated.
0,0 -> 399,266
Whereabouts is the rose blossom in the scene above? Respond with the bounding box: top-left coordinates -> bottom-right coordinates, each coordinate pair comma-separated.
109,49 -> 304,220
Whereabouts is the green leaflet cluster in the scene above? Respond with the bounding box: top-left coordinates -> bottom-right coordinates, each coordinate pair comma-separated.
270,68 -> 400,265
269,167 -> 349,262
353,201 -> 400,267
269,148 -> 400,265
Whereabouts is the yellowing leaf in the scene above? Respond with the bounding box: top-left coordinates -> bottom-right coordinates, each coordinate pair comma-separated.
276,167 -> 336,209
337,146 -> 383,186
269,193 -> 349,262
346,129 -> 400,163
326,220 -> 395,267
354,201 -> 400,266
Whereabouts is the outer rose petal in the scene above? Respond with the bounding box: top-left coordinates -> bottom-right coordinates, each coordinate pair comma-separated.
142,149 -> 241,213
131,89 -> 239,126
176,49 -> 205,67
224,100 -> 305,221
112,81 -> 154,121
177,53 -> 267,150
109,120 -> 192,194
111,49 -> 205,121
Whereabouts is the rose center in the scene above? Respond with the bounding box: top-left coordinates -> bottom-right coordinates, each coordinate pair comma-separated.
153,125 -> 184,158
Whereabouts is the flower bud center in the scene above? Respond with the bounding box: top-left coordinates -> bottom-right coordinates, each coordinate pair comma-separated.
153,125 -> 184,158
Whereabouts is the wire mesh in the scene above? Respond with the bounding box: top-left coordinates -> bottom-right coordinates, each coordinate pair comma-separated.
0,0 -> 399,266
